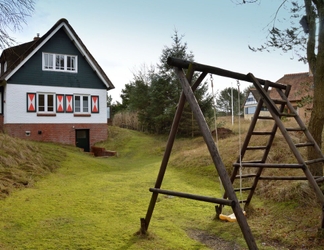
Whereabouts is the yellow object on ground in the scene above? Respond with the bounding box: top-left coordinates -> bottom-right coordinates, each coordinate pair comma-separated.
219,211 -> 246,222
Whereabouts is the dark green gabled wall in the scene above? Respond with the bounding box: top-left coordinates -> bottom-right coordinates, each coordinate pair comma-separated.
9,28 -> 107,89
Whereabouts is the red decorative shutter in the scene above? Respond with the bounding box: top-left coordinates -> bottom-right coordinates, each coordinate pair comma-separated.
56,94 -> 64,112
91,96 -> 99,113
27,93 -> 36,112
66,95 -> 73,113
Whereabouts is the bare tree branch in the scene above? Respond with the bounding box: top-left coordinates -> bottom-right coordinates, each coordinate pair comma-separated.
0,0 -> 35,49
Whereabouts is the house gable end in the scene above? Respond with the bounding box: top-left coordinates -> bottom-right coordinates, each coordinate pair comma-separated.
1,19 -> 114,90
8,28 -> 107,89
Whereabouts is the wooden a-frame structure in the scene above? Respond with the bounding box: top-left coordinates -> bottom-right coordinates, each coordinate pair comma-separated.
140,57 -> 324,250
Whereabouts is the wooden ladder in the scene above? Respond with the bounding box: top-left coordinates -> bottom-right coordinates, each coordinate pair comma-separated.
217,73 -> 324,228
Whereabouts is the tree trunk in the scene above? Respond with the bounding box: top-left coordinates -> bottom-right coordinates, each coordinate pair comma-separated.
308,57 -> 324,176
307,1 -> 324,176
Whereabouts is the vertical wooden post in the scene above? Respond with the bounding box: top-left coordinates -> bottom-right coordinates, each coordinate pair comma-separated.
141,67 -> 207,232
175,68 -> 258,250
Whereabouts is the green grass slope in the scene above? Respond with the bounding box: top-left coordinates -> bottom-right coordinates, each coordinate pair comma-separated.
0,125 -> 323,249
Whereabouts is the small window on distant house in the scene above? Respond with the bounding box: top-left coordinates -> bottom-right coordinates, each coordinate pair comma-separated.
37,93 -> 55,113
246,106 -> 256,114
4,61 -> 7,72
74,95 -> 89,113
43,53 -> 77,72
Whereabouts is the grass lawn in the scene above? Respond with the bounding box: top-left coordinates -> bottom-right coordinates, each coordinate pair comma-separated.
0,125 -> 323,249
0,128 -> 231,250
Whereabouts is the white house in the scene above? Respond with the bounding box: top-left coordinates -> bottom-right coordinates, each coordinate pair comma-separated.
243,88 -> 269,120
0,18 -> 114,152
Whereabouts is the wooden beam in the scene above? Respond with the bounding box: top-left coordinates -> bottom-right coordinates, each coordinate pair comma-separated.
167,57 -> 287,89
174,67 -> 258,250
149,188 -> 235,206
141,68 -> 207,233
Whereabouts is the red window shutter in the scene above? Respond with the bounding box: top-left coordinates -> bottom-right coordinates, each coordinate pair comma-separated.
91,95 -> 99,113
27,93 -> 36,112
56,94 -> 64,112
66,95 -> 73,113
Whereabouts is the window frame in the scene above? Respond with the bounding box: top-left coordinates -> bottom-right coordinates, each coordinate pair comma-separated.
37,92 -> 56,114
74,94 -> 90,114
42,53 -> 78,73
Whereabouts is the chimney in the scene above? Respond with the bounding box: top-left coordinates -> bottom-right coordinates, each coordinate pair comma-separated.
33,33 -> 40,41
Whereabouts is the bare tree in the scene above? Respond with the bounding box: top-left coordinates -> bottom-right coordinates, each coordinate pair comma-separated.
239,0 -> 324,176
0,0 -> 35,49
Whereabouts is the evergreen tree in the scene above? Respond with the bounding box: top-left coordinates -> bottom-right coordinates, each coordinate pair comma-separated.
156,31 -> 213,136
119,30 -> 213,136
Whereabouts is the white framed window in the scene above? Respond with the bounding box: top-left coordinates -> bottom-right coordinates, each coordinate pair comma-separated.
37,93 -> 55,113
43,53 -> 77,72
74,94 -> 90,113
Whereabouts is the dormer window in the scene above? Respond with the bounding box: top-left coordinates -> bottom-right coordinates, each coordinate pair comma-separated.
43,53 -> 77,73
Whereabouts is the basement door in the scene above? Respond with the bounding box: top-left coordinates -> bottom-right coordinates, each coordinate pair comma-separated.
75,129 -> 90,152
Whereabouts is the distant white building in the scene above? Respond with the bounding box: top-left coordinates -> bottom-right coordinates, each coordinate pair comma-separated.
243,88 -> 269,120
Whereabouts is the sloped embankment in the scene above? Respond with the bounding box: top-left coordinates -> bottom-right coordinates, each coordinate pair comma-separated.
0,133 -> 67,198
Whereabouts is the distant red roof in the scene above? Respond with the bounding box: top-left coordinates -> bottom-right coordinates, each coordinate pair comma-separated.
270,72 -> 313,104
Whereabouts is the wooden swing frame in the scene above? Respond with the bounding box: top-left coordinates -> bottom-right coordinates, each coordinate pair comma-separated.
140,57 -> 324,250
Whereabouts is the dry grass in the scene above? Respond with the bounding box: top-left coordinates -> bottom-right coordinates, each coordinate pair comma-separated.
170,116 -> 323,207
168,116 -> 324,249
0,133 -> 67,199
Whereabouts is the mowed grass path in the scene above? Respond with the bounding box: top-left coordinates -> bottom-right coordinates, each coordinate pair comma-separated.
0,128 -> 246,250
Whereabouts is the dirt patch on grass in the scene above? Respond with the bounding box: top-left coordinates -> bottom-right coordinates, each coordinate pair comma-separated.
187,229 -> 245,250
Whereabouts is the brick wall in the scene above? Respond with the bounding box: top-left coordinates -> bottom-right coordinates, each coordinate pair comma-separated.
3,123 -> 107,146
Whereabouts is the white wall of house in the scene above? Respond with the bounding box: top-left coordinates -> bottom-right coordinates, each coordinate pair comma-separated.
4,83 -> 107,124
243,92 -> 257,120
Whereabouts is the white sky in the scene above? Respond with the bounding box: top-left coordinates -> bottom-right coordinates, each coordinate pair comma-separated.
5,0 -> 308,103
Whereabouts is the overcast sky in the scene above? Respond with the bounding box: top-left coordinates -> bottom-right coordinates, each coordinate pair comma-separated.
6,0 -> 308,103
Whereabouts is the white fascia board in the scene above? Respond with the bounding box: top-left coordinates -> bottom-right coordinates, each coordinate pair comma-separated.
5,23 -> 65,81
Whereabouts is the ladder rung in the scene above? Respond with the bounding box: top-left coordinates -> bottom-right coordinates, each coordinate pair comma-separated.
272,99 -> 287,104
305,158 -> 324,164
295,142 -> 314,147
234,187 -> 253,191
259,176 -> 308,180
252,131 -> 273,135
234,174 -> 257,178
286,127 -> 306,132
257,116 -> 274,120
315,176 -> 324,183
240,160 -> 263,164
233,163 -> 304,168
279,113 -> 296,117
246,146 -> 267,150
